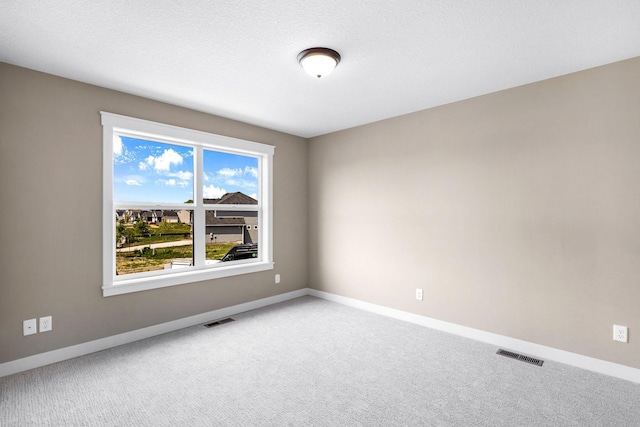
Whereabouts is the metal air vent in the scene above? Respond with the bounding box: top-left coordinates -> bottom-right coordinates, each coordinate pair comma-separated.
204,318 -> 235,328
497,349 -> 544,366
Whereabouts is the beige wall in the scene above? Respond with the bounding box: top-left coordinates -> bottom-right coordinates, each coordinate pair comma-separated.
0,63 -> 308,363
2,56 -> 639,371
308,57 -> 640,369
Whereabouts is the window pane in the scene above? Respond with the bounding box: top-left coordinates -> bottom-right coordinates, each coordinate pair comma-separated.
205,209 -> 258,264
115,210 -> 193,275
202,150 -> 258,204
114,136 -> 194,203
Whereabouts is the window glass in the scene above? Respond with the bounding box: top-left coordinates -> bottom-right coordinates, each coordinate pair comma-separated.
203,149 -> 258,204
205,210 -> 259,264
114,137 -> 193,203
115,210 -> 194,276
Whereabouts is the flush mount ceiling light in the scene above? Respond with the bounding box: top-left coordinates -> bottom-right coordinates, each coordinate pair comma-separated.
297,47 -> 341,79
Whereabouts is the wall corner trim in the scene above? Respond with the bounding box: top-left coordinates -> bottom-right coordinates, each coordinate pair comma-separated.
308,289 -> 640,384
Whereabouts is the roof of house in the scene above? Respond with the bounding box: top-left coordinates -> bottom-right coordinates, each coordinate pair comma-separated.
205,211 -> 246,226
204,192 -> 257,205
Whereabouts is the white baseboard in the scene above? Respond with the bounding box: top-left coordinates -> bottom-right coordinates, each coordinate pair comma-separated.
4,287 -> 639,384
0,288 -> 308,378
308,289 -> 640,384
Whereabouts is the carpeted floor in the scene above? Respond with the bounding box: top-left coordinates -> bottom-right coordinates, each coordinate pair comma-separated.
1,296 -> 639,426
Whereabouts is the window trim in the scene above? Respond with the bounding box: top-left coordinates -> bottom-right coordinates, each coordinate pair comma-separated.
101,112 -> 274,297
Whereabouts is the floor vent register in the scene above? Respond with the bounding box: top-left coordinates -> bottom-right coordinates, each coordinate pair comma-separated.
497,349 -> 544,366
204,318 -> 235,328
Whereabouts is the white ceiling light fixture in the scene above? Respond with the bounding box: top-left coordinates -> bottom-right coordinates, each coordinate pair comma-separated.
297,47 -> 341,79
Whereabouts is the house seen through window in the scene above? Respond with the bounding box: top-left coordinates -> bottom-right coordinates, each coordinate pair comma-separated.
102,112 -> 274,296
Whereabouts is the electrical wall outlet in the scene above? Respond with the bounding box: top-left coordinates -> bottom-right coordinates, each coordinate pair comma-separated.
40,316 -> 52,332
23,319 -> 37,336
613,325 -> 628,343
275,274 -> 281,284
416,288 -> 423,301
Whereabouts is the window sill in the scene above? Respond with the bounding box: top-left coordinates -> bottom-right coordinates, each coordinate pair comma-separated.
103,261 -> 274,297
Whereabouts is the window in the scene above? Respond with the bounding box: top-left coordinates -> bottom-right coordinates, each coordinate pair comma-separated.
102,112 -> 274,296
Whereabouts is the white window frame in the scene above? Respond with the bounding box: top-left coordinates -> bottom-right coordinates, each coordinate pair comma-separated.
101,112 -> 274,297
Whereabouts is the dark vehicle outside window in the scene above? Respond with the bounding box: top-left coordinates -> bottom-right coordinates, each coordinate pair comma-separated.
221,244 -> 258,262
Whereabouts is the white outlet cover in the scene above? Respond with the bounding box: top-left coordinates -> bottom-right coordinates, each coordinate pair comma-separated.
23,319 -> 37,336
416,289 -> 423,301
40,316 -> 53,332
613,325 -> 628,343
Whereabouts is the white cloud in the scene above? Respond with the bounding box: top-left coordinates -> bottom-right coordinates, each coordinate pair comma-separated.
215,166 -> 258,190
157,178 -> 190,189
138,162 -> 148,170
224,178 -> 258,189
157,171 -> 193,189
244,166 -> 258,178
218,167 -> 243,177
203,184 -> 227,199
113,135 -> 123,156
146,149 -> 183,172
217,166 -> 256,178
168,170 -> 193,181
249,193 -> 257,200
125,179 -> 143,186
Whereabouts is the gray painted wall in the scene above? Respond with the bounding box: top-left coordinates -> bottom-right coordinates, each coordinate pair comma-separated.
0,63 -> 308,363
308,57 -> 640,369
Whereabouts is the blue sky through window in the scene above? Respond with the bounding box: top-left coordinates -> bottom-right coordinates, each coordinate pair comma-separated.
113,136 -> 258,203
203,149 -> 258,201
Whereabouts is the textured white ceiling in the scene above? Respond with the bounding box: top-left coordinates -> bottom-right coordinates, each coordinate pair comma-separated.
2,1 -> 640,138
